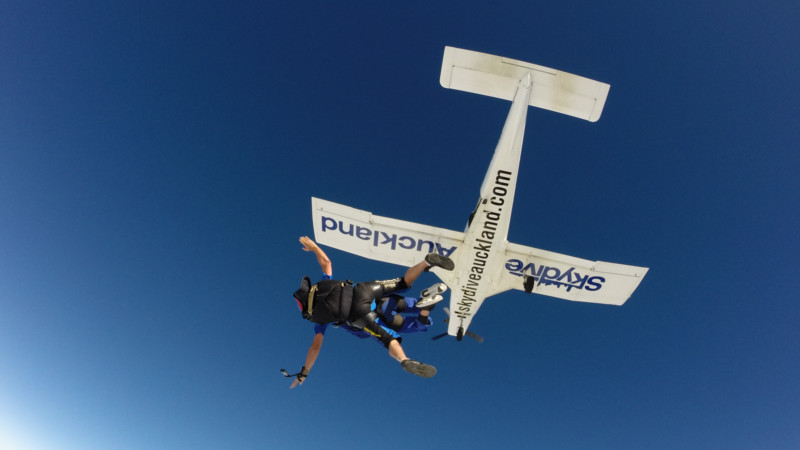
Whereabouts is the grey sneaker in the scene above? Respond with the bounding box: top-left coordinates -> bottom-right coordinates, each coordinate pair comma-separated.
420,283 -> 448,298
425,253 -> 455,271
401,359 -> 437,378
415,294 -> 444,310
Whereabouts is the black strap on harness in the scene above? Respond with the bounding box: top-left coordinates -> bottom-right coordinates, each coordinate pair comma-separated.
293,276 -> 313,320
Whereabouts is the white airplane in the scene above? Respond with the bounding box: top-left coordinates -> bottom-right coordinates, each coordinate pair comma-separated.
311,47 -> 649,340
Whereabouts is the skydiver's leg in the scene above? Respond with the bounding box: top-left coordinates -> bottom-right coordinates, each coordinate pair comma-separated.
401,253 -> 455,288
381,295 -> 430,331
388,339 -> 407,361
367,255 -> 454,301
380,290 -> 442,333
350,284 -> 436,377
377,295 -> 407,331
401,261 -> 428,288
369,277 -> 408,297
350,284 -> 404,339
395,314 -> 433,333
402,296 -> 419,312
383,295 -> 407,313
387,337 -> 436,378
378,295 -> 406,315
350,311 -> 401,348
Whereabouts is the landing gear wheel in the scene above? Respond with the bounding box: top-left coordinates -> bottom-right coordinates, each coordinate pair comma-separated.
524,276 -> 534,293
457,327 -> 464,341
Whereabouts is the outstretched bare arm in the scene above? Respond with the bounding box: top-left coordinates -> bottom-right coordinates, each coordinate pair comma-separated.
299,236 -> 332,276
290,332 -> 324,389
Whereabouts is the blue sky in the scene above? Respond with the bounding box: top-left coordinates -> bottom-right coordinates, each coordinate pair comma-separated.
1,1 -> 798,449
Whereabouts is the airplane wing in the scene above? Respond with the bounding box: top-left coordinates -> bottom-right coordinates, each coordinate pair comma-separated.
490,242 -> 649,305
311,197 -> 464,287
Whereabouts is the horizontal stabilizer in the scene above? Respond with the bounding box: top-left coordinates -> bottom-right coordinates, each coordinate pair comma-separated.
440,46 -> 610,122
494,242 -> 649,305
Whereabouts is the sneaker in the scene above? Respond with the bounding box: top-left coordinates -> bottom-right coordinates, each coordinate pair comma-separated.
420,282 -> 448,298
415,294 -> 444,310
425,253 -> 455,271
401,359 -> 437,378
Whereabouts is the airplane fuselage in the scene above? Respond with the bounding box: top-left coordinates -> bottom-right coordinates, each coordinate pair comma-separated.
445,74 -> 531,337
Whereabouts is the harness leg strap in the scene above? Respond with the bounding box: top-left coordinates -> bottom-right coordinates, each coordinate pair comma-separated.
351,311 -> 401,348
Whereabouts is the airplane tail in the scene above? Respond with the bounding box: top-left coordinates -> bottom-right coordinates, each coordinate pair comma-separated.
440,46 -> 610,122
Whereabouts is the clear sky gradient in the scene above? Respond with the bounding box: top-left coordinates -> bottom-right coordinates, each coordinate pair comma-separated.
1,1 -> 798,449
